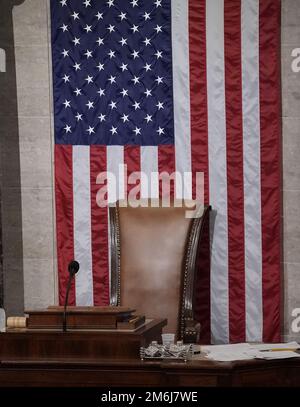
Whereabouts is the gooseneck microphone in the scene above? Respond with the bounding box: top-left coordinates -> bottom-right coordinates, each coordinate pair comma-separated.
63,260 -> 80,332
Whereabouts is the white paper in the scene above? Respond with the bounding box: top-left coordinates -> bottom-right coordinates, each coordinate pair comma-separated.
200,342 -> 300,362
255,351 -> 300,360
250,341 -> 299,351
201,343 -> 251,354
205,350 -> 257,362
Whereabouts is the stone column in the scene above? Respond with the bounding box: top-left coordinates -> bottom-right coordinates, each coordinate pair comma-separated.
0,0 -> 25,314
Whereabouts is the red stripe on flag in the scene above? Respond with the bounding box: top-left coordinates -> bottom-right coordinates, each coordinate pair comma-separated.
224,0 -> 246,342
189,0 -> 209,204
55,145 -> 76,306
124,145 -> 141,198
158,145 -> 175,198
189,0 -> 211,344
259,0 -> 281,342
90,146 -> 110,306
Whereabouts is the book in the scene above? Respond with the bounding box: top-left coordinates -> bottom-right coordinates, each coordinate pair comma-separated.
25,306 -> 136,330
6,316 -> 27,328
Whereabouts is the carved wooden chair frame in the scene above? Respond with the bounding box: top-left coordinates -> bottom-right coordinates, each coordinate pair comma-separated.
109,203 -> 211,343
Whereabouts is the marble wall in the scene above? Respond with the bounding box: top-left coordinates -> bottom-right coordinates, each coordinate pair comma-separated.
0,0 -> 299,339
0,0 -> 56,314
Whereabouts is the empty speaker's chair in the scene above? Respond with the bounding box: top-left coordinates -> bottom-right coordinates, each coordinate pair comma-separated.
109,200 -> 210,343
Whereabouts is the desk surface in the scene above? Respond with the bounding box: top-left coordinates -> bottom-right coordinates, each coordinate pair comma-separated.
1,355 -> 300,387
1,327 -> 299,387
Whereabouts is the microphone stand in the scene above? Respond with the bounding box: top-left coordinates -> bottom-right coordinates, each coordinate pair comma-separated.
63,273 -> 74,332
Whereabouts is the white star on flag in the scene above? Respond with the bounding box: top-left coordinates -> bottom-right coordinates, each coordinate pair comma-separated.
120,63 -> 128,72
108,50 -> 116,58
131,50 -> 139,59
60,24 -> 68,32
133,127 -> 141,136
156,101 -> 164,110
72,37 -> 80,46
110,126 -> 118,135
109,101 -> 117,110
107,25 -> 115,33
73,62 -> 81,71
121,114 -> 129,123
155,76 -> 163,85
63,100 -> 71,108
144,114 -> 153,123
143,12 -> 151,21
131,25 -> 139,33
119,37 -> 128,46
86,126 -> 95,135
75,113 -> 82,121
98,114 -> 106,122
97,63 -> 104,71
120,89 -> 128,97
96,37 -> 104,46
97,88 -> 105,97
71,11 -> 79,20
86,101 -> 94,109
64,124 -> 71,133
131,76 -> 140,85
107,0 -> 115,7
95,12 -> 103,20
133,101 -> 140,110
119,12 -> 127,21
84,24 -> 92,33
157,127 -> 165,135
83,0 -> 91,8
74,88 -> 82,96
85,75 -> 93,84
108,75 -> 116,84
61,49 -> 69,57
154,50 -> 163,59
144,63 -> 152,71
84,50 -> 93,58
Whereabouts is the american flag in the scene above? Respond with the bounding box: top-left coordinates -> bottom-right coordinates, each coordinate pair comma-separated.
51,0 -> 281,343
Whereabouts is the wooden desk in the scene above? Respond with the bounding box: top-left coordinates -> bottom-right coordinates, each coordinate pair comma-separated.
1,327 -> 300,387
0,356 -> 300,387
0,319 -> 166,360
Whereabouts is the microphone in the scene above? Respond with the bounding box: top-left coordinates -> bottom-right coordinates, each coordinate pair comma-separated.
68,260 -> 80,276
63,260 -> 80,332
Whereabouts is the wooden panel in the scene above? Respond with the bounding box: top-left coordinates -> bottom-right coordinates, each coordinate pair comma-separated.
0,319 -> 166,360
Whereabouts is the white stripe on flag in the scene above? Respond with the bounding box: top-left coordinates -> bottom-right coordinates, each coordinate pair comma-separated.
171,0 -> 192,199
107,146 -> 125,204
141,146 -> 159,198
206,0 -> 229,344
242,0 -> 263,342
73,146 -> 94,306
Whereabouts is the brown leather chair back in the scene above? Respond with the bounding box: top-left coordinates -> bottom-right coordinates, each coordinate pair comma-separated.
109,201 -> 210,342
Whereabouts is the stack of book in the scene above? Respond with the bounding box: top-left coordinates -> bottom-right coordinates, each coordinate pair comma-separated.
20,306 -> 146,331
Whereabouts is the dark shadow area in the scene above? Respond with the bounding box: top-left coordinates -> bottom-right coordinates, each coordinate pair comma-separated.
0,0 -> 25,314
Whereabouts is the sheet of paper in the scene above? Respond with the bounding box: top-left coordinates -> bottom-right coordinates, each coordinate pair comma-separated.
205,350 -> 257,362
201,343 -> 251,354
255,351 -> 300,360
250,341 -> 299,351
200,342 -> 300,362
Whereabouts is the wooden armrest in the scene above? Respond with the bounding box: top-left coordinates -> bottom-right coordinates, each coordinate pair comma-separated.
183,318 -> 201,344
